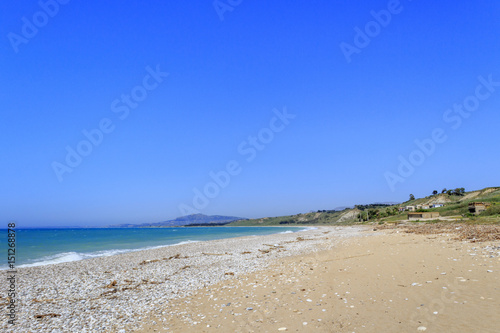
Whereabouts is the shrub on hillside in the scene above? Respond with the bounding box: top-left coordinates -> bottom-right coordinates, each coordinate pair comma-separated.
479,205 -> 500,216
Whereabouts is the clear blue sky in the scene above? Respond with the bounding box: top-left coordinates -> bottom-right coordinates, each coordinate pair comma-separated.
1,0 -> 499,227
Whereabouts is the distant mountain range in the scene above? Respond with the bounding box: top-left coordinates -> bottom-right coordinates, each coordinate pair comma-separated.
108,214 -> 246,228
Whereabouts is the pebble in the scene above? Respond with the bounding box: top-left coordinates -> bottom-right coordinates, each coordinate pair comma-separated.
1,226 -> 363,333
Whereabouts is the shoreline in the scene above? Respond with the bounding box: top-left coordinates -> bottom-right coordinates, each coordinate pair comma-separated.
2,226 -> 309,270
2,226 -> 363,332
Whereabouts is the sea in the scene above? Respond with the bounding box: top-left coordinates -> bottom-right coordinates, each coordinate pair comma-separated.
0,226 -> 306,269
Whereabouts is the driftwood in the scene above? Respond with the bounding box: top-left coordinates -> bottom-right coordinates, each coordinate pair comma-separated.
35,313 -> 61,319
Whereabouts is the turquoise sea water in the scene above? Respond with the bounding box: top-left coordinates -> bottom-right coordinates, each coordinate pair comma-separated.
0,227 -> 305,269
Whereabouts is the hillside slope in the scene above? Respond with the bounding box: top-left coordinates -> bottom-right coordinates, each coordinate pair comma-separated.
229,208 -> 370,226
229,187 -> 500,226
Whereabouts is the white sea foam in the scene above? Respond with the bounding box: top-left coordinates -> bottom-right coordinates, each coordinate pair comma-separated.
18,252 -> 85,268
301,227 -> 318,232
174,240 -> 200,246
14,240 -> 202,269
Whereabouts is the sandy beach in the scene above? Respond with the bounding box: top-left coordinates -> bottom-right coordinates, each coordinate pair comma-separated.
136,226 -> 500,333
4,225 -> 499,332
2,227 -> 361,332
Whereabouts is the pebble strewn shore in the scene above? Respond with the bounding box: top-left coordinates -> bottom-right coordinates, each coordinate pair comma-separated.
2,226 -> 363,332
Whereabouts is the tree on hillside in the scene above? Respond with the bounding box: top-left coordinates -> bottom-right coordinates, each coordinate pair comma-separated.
409,194 -> 415,201
447,189 -> 453,195
368,208 -> 379,220
460,187 -> 466,195
453,188 -> 462,196
442,188 -> 447,194
432,190 -> 438,195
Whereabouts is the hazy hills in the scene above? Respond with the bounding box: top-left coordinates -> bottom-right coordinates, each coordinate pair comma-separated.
109,214 -> 246,228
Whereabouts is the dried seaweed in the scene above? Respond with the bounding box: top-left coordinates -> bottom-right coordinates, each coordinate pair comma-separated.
386,223 -> 500,242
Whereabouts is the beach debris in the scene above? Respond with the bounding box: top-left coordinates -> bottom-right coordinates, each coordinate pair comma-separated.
417,326 -> 427,331
35,313 -> 61,319
163,253 -> 186,260
386,223 -> 500,242
225,272 -> 235,276
139,259 -> 160,265
278,328 -> 287,331
101,288 -> 118,296
105,280 -> 117,288
202,252 -> 231,256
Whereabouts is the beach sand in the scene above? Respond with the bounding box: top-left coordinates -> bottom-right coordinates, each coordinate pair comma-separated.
4,225 -> 499,332
137,228 -> 500,333
2,226 -> 361,332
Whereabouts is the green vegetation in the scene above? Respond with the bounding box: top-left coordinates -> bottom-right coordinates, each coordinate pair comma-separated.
229,209 -> 356,226
357,206 -> 399,221
228,187 -> 500,227
480,205 -> 500,216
